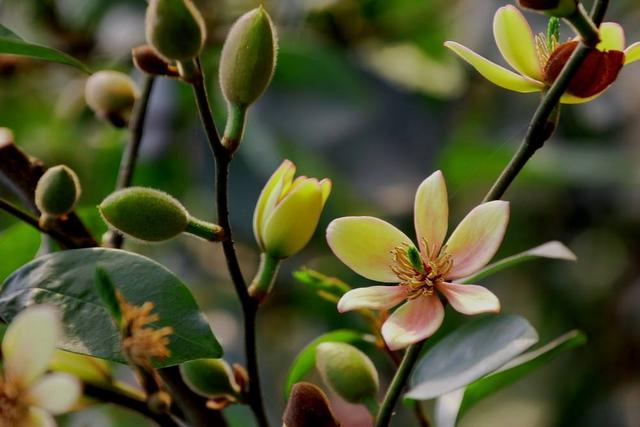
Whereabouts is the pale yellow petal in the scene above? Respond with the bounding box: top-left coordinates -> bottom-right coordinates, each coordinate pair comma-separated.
445,41 -> 544,93
414,170 -> 448,259
493,5 -> 543,80
327,216 -> 413,283
319,178 -> 332,204
445,201 -> 510,280
3,305 -> 61,387
381,295 -> 444,350
27,373 -> 81,414
437,282 -> 500,315
253,160 -> 295,249
624,42 -> 640,65
20,408 -> 55,427
337,285 -> 408,312
560,92 -> 602,104
597,22 -> 625,52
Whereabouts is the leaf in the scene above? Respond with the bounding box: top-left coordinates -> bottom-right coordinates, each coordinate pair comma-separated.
434,330 -> 586,427
293,268 -> 351,303
460,241 -> 576,284
285,329 -> 376,397
0,222 -> 41,282
406,314 -> 538,400
0,23 -> 91,73
58,403 -> 156,427
0,248 -> 222,367
94,267 -> 123,327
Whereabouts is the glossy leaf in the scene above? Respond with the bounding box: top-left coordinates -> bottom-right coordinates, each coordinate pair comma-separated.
0,24 -> 91,73
285,329 -> 376,397
293,268 -> 351,303
0,222 -> 41,282
435,330 -> 586,427
58,403 -> 156,427
406,314 -> 538,400
460,241 -> 576,284
0,248 -> 221,366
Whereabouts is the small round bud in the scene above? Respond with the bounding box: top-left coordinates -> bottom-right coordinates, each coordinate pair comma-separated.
145,0 -> 206,62
35,165 -> 81,227
148,391 -> 172,414
180,358 -> 241,399
315,342 -> 379,405
283,382 -> 340,427
132,44 -> 180,77
85,71 -> 139,127
99,187 -> 189,242
518,0 -> 578,17
219,7 -> 277,107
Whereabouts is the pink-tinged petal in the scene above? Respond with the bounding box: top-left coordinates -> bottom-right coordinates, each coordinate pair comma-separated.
445,201 -> 509,280
444,41 -> 544,93
597,22 -> 625,52
21,408 -> 55,427
493,5 -> 543,80
327,216 -> 414,282
381,295 -> 444,350
437,282 -> 500,315
414,170 -> 448,259
624,42 -> 640,65
337,286 -> 408,313
27,373 -> 81,414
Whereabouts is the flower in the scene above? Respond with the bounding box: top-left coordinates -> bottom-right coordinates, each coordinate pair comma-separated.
0,305 -> 81,426
326,171 -> 507,350
253,160 -> 331,259
445,5 -> 640,103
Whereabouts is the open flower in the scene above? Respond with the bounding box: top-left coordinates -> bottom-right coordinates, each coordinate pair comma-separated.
253,160 -> 331,259
0,305 -> 81,426
327,171 -> 508,350
445,5 -> 640,103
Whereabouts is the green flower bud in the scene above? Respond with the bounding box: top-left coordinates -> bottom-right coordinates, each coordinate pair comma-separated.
219,6 -> 278,107
85,71 -> 139,127
283,382 -> 340,427
180,358 -> 241,399
99,187 -> 189,242
315,342 -> 378,405
518,0 -> 578,17
145,0 -> 206,62
35,165 -> 81,228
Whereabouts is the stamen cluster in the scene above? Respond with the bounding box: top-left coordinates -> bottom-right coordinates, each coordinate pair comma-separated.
390,242 -> 453,299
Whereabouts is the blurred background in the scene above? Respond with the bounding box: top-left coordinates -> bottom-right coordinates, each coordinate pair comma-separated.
1,0 -> 639,426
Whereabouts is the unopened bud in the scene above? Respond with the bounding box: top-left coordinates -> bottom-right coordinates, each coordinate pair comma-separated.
35,165 -> 81,229
132,44 -> 179,77
219,7 -> 277,107
518,0 -> 578,17
283,382 -> 340,427
315,342 -> 378,405
85,71 -> 139,127
145,0 -> 206,62
148,390 -> 172,414
180,359 -> 241,400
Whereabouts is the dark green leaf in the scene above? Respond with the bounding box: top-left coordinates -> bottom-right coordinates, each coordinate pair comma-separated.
0,23 -> 91,73
293,268 -> 351,303
58,403 -> 156,427
0,222 -> 41,282
406,315 -> 538,400
94,267 -> 122,327
285,329 -> 376,397
0,248 -> 222,366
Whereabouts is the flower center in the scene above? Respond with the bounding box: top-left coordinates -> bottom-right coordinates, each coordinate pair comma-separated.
0,375 -> 28,427
390,241 -> 453,299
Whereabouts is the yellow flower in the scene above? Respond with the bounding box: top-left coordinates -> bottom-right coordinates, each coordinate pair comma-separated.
253,160 -> 331,259
0,305 -> 81,427
445,5 -> 640,103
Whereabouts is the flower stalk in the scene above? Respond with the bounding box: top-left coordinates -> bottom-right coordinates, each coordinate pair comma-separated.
249,253 -> 281,302
564,3 -> 600,46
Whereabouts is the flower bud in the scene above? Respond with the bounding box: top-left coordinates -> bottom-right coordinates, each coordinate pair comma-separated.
35,165 -> 81,228
283,382 -> 340,427
99,187 -> 189,242
145,0 -> 206,62
180,359 -> 241,400
315,342 -> 379,405
219,7 -> 277,107
518,0 -> 578,17
132,44 -> 180,77
253,160 -> 331,259
85,71 -> 139,127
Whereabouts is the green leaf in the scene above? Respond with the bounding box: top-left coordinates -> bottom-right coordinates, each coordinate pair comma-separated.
406,315 -> 538,400
460,241 -> 576,284
434,330 -> 586,427
58,403 -> 156,427
0,222 -> 41,282
0,23 -> 91,73
94,267 -> 123,327
285,329 -> 376,397
293,268 -> 351,303
0,248 -> 221,367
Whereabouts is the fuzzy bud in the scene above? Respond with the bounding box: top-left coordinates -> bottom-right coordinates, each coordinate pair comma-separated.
35,165 -> 81,228
283,382 -> 340,427
315,342 -> 379,405
145,0 -> 206,62
180,359 -> 241,400
132,44 -> 180,77
518,0 -> 578,17
99,187 -> 189,242
219,7 -> 278,107
85,71 -> 139,127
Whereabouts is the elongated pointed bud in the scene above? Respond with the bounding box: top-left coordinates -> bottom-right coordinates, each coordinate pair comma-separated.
85,71 -> 139,127
283,382 -> 340,427
518,0 -> 578,17
315,342 -> 379,405
219,7 -> 277,107
180,359 -> 241,400
35,165 -> 81,229
145,0 -> 206,62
